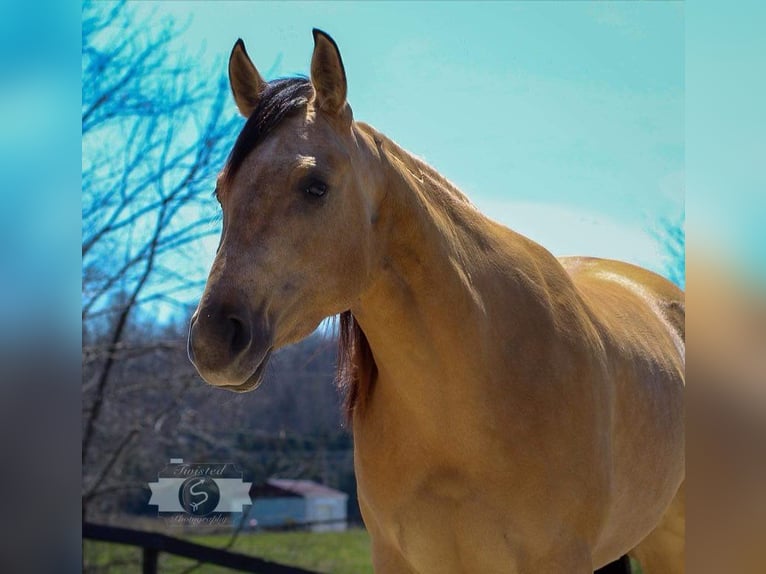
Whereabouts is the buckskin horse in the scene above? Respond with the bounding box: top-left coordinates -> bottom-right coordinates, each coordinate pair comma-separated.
188,29 -> 685,573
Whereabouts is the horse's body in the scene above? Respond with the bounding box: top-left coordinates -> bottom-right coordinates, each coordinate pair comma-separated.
347,127 -> 684,573
189,30 -> 684,573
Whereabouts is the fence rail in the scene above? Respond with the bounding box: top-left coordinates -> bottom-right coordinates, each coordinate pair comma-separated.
83,522 -> 322,574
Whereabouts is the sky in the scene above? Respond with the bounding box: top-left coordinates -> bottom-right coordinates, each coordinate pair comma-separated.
686,0 -> 766,281
131,1 -> 684,289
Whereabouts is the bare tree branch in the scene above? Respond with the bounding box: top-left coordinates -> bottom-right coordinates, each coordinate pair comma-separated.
81,0 -> 239,520
81,1 -> 358,530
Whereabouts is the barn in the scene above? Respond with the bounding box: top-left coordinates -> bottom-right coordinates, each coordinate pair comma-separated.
242,478 -> 348,532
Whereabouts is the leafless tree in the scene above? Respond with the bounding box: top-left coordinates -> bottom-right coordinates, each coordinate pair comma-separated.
654,209 -> 685,289
81,3 -> 357,543
81,0 -> 239,519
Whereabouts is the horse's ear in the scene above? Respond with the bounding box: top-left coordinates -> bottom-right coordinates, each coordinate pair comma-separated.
228,39 -> 266,118
310,29 -> 347,115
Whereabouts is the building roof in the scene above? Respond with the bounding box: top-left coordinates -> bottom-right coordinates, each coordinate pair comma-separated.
252,478 -> 347,499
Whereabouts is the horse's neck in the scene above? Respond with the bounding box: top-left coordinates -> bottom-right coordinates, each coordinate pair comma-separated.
351,125 -> 584,418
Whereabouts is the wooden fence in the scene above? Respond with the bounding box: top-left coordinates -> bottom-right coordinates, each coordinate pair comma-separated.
83,522 -> 322,574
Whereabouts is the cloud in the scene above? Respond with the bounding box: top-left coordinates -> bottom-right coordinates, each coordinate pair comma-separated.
475,198 -> 666,275
658,169 -> 685,207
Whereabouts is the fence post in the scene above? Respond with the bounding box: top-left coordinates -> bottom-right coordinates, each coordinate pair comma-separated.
142,547 -> 158,574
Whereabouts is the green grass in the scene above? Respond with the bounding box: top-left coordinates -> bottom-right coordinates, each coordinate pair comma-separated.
84,528 -> 644,573
84,528 -> 373,574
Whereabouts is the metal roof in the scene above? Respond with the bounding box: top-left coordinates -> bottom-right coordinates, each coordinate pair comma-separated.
263,478 -> 348,499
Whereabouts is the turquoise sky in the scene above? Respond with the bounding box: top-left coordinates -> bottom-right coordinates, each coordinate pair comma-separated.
134,1 -> 684,280
686,0 -> 765,282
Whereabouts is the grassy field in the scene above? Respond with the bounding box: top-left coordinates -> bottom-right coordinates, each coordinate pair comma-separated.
84,528 -> 373,574
85,527 -> 644,573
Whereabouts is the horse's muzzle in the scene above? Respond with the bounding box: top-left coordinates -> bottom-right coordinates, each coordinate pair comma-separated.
187,302 -> 272,392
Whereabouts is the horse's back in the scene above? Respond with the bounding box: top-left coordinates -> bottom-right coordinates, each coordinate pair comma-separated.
560,256 -> 685,567
561,256 -> 684,362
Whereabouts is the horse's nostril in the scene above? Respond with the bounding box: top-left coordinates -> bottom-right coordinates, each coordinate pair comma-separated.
189,305 -> 255,374
228,315 -> 251,355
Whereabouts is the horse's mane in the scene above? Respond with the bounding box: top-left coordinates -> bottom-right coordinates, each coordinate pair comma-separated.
337,311 -> 376,425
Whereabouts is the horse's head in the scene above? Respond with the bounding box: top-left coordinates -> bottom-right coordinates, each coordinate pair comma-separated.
189,30 -> 382,391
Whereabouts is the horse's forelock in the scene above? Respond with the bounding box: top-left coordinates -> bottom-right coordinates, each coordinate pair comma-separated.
223,77 -> 313,185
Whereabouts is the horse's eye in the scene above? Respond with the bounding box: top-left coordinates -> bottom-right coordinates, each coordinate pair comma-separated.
305,181 -> 327,198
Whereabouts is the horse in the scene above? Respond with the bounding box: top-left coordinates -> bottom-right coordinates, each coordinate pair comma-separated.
188,29 -> 685,573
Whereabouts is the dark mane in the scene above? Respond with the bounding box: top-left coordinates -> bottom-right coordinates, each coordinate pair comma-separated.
223,77 -> 313,184
337,311 -> 377,424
